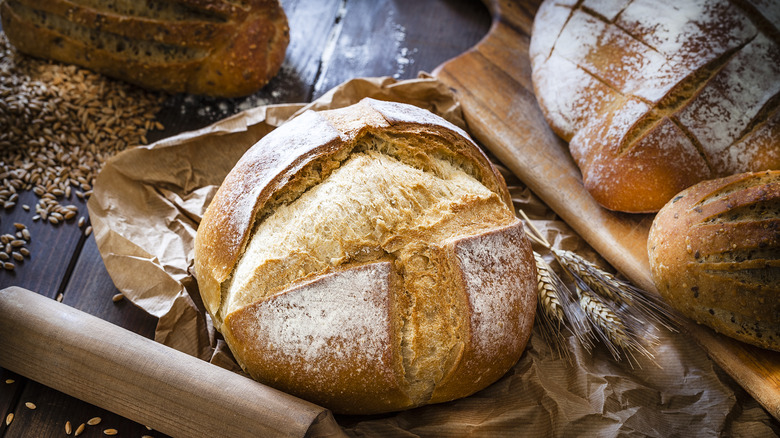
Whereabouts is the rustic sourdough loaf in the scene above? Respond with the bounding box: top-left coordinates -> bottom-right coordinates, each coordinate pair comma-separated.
194,98 -> 537,414
0,0 -> 289,97
648,170 -> 780,351
529,0 -> 780,213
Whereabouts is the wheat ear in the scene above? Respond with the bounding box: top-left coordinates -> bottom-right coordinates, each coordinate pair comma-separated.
519,209 -> 668,365
552,248 -> 679,333
534,251 -> 595,360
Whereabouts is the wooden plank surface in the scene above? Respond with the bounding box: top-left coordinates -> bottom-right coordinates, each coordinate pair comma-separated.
434,0 -> 780,422
0,189 -> 87,299
0,1 -> 491,436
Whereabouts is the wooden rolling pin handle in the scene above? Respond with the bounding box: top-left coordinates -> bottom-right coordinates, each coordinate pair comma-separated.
0,287 -> 345,438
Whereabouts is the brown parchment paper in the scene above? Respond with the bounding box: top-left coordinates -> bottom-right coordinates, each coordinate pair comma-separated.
88,76 -> 778,437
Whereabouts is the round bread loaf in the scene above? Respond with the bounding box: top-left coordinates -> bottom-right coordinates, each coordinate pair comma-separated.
0,0 -> 289,97
529,0 -> 780,213
194,98 -> 538,414
648,170 -> 780,351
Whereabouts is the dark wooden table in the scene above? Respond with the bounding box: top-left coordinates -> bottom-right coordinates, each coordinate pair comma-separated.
0,1 -> 490,436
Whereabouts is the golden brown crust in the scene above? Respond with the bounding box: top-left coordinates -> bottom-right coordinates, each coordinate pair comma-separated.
0,0 -> 289,97
530,0 -> 780,213
194,98 -> 512,321
194,110 -> 343,318
223,262 -> 413,415
429,221 -> 536,403
194,99 -> 535,414
648,170 -> 780,351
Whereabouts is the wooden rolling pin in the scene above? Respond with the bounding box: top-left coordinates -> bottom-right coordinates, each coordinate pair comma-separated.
0,287 -> 345,438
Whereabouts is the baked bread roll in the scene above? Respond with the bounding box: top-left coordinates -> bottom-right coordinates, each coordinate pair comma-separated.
648,170 -> 780,351
194,98 -> 537,414
0,0 -> 289,97
529,0 -> 780,213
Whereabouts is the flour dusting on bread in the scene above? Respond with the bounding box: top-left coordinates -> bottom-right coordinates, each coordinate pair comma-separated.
530,0 -> 780,212
194,99 -> 537,414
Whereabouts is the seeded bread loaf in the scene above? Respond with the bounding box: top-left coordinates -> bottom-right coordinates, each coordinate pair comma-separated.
0,0 -> 289,97
193,98 -> 538,414
529,0 -> 780,213
648,170 -> 780,351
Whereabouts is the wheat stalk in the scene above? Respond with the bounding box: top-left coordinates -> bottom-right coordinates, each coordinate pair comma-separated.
519,209 -> 673,366
552,248 -> 679,333
576,285 -> 627,353
535,252 -> 564,322
534,251 -> 595,361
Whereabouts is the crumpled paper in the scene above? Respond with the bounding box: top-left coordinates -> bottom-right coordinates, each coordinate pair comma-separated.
88,76 -> 778,437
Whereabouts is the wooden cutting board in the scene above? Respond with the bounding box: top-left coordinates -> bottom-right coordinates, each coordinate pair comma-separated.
434,0 -> 780,421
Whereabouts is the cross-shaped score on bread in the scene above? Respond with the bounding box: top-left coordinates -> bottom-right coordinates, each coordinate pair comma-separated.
194,98 -> 538,414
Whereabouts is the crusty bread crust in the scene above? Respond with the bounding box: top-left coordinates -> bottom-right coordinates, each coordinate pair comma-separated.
648,170 -> 780,351
195,98 -> 514,322
530,0 -> 780,213
194,99 -> 535,414
0,0 -> 289,97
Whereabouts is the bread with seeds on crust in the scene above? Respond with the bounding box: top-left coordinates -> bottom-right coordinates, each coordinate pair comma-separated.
529,0 -> 780,213
648,170 -> 780,351
0,0 -> 289,97
193,98 -> 538,414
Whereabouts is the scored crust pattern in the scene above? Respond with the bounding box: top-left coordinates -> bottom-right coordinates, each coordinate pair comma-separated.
194,99 -> 537,414
648,170 -> 780,351
530,0 -> 780,212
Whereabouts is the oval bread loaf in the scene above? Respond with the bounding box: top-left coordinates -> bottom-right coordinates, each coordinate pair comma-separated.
529,0 -> 780,213
648,170 -> 780,351
0,0 -> 289,97
194,98 -> 538,414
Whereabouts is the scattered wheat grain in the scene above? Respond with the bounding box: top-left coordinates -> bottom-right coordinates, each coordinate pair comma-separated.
0,32 -> 164,242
